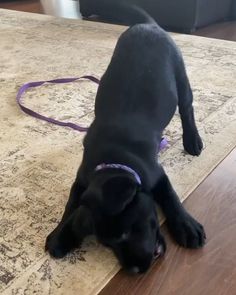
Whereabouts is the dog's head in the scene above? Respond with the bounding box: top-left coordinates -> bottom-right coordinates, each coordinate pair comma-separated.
79,170 -> 166,273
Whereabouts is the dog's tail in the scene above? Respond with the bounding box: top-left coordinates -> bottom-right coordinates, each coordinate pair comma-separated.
80,0 -> 156,26
126,4 -> 156,25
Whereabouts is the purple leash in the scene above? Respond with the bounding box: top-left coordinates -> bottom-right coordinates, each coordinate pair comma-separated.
16,75 -> 167,150
16,75 -> 99,132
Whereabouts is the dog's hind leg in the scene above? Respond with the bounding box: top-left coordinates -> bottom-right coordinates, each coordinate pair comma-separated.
176,65 -> 203,156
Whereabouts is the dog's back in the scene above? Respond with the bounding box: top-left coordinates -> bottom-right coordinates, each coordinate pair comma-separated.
81,7 -> 183,186
94,19 -> 179,130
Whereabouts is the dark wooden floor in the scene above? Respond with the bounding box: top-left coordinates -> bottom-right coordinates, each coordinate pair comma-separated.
1,1 -> 235,295
0,0 -> 43,13
194,21 -> 236,41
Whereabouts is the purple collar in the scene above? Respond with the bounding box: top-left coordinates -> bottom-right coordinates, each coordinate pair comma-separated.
95,163 -> 142,185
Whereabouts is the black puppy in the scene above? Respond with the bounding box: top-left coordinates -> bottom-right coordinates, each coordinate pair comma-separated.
46,7 -> 205,273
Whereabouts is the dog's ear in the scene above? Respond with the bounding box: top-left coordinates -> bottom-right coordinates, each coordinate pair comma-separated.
102,176 -> 137,215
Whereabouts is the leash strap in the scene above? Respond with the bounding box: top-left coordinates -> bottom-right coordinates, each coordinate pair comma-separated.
16,75 -> 100,132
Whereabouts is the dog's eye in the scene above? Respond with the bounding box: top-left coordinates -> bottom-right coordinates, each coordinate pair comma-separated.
120,231 -> 130,241
132,223 -> 143,234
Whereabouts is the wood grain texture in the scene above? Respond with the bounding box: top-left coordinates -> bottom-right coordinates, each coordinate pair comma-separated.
194,21 -> 236,41
100,148 -> 236,295
0,0 -> 43,13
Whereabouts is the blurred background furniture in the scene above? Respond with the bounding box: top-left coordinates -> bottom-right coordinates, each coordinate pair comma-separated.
79,0 -> 235,33
40,0 -> 81,19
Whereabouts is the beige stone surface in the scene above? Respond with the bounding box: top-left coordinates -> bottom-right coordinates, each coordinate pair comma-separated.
0,9 -> 236,295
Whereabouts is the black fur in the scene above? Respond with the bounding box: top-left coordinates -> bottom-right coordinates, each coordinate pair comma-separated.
46,7 -> 205,273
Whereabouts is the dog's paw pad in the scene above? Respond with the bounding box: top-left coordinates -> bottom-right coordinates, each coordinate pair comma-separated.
48,245 -> 67,258
183,133 -> 203,156
169,214 -> 206,249
45,231 -> 70,259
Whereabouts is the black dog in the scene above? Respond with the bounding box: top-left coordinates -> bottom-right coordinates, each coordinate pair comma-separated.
46,7 -> 206,273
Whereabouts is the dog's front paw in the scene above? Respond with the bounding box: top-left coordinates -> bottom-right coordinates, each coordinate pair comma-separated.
168,213 -> 206,249
183,132 -> 203,156
45,227 -> 75,258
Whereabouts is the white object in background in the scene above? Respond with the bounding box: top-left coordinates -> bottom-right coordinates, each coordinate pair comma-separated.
40,0 -> 81,19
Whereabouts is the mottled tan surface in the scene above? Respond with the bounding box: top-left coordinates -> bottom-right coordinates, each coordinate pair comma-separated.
0,9 -> 236,295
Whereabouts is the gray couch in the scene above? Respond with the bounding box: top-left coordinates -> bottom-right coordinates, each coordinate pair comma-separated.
79,0 -> 235,33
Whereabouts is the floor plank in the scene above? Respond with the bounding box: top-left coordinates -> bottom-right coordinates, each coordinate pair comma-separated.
0,0 -> 43,13
194,21 -> 236,41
